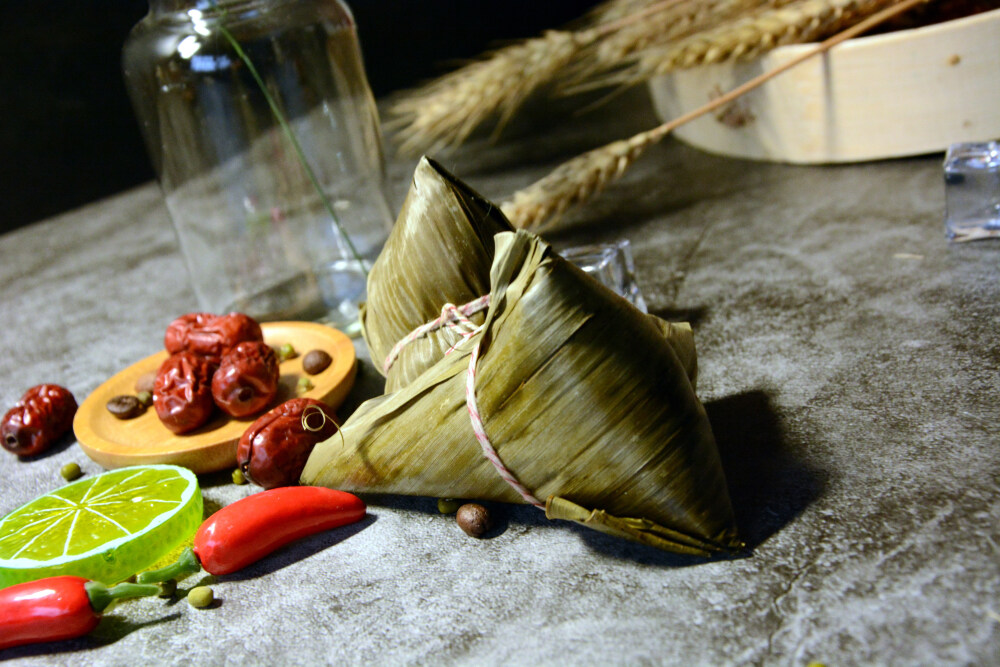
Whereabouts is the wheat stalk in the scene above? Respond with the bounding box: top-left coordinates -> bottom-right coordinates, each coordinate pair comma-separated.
501,0 -> 930,230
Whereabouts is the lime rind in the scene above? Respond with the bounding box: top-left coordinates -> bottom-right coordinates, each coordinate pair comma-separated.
0,465 -> 203,588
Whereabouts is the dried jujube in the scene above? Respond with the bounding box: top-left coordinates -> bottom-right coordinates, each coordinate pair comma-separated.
236,398 -> 338,489
164,312 -> 262,362
153,351 -> 217,434
163,313 -> 212,355
1,384 -> 78,457
211,341 -> 279,418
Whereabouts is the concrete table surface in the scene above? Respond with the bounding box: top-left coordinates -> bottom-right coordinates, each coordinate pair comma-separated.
1,91 -> 998,665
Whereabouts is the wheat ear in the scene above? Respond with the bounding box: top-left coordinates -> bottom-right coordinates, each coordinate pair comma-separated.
563,0 -> 787,90
501,0 -> 930,230
388,30 -> 594,157
388,0 -> 703,157
583,0 -> 668,23
620,0 -> 902,80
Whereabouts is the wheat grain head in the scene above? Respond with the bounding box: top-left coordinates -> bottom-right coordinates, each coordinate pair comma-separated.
388,30 -> 593,156
570,0 -> 784,82
620,0 -> 903,78
500,125 -> 670,230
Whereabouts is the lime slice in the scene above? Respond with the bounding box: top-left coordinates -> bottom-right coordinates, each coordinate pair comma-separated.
0,464 -> 203,588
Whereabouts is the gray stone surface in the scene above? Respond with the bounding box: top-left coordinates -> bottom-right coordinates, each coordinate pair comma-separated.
1,90 -> 998,665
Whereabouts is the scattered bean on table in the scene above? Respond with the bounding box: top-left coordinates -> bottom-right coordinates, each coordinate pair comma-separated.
60,462 -> 82,481
187,586 -> 214,609
456,503 -> 492,537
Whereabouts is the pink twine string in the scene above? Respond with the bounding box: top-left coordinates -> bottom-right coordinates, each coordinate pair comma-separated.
382,294 -> 491,374
465,340 -> 545,509
385,294 -> 545,509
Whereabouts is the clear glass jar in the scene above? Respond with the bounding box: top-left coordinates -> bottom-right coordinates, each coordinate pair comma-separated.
123,0 -> 393,331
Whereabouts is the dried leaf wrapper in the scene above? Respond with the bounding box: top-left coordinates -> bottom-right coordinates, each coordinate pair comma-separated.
306,209 -> 740,554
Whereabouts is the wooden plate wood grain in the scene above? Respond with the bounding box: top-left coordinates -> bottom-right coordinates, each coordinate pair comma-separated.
74,321 -> 356,474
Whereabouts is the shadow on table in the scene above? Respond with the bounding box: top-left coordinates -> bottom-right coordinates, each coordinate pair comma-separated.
216,514 -> 378,582
649,305 -> 709,329
2,611 -> 182,659
707,390 -> 825,549
12,430 -> 78,463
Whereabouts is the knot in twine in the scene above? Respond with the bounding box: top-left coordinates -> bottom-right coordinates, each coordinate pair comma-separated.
385,295 -> 545,509
382,294 -> 491,374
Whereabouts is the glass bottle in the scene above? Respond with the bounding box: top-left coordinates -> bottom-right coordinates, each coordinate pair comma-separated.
123,0 -> 393,332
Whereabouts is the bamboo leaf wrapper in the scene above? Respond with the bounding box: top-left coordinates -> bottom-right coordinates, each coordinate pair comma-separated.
303,229 -> 742,555
359,157 -> 514,392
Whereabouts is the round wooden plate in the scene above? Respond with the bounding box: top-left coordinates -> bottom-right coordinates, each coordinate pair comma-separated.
74,321 -> 356,474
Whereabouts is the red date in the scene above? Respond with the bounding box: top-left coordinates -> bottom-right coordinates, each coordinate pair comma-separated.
164,312 -> 212,355
236,398 -> 338,489
153,351 -> 217,434
1,385 -> 78,457
164,312 -> 262,362
211,341 -> 279,418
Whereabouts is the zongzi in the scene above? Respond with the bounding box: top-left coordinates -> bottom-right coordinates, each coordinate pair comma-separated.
303,230 -> 741,556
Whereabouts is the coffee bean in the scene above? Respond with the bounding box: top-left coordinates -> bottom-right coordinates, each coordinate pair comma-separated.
302,349 -> 332,375
106,395 -> 146,420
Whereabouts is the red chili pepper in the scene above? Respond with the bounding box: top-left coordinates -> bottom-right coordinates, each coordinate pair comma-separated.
0,576 -> 161,650
138,487 -> 365,582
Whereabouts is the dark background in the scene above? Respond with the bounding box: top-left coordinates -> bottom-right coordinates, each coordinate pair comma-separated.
0,0 -> 601,234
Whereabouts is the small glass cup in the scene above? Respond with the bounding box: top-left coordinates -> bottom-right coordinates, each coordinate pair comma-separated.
944,141 -> 1000,242
561,239 -> 648,313
123,0 -> 394,332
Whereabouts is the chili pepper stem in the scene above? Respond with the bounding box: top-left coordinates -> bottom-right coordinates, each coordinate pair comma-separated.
136,547 -> 202,584
85,580 -> 164,614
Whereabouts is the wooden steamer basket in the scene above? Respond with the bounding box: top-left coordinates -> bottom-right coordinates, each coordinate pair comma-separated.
647,8 -> 1000,163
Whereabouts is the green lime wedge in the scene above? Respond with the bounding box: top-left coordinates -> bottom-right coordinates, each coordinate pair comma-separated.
0,464 -> 203,588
